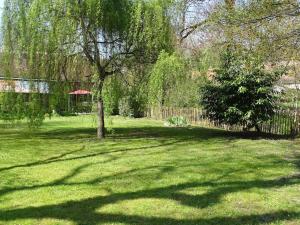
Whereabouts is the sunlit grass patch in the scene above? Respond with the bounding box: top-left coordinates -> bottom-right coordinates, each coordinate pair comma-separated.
0,115 -> 299,225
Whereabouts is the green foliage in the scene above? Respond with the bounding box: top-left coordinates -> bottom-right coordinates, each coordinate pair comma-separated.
1,0 -> 174,134
165,116 -> 188,127
148,51 -> 183,106
201,49 -> 283,131
118,97 -> 133,117
102,74 -> 147,118
25,94 -> 47,128
148,51 -> 200,107
128,88 -> 147,118
0,92 -> 25,122
102,77 -> 124,115
280,89 -> 300,109
194,48 -> 221,74
118,91 -> 147,118
49,83 -> 70,115
0,92 -> 49,128
210,0 -> 300,63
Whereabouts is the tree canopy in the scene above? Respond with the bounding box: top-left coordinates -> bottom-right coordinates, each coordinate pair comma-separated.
201,48 -> 283,131
1,0 -> 174,137
1,0 -> 300,135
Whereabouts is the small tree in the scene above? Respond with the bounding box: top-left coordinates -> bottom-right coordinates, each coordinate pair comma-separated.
201,49 -> 282,132
148,51 -> 185,106
148,51 -> 200,107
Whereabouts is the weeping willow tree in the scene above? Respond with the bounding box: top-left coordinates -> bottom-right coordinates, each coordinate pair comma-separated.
148,51 -> 201,107
1,0 -> 174,138
0,0 -> 49,126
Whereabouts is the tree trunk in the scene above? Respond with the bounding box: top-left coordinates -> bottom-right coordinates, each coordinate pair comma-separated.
97,97 -> 105,139
255,124 -> 261,133
96,76 -> 105,139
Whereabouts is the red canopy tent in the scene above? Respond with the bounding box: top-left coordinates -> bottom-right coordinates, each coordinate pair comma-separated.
69,89 -> 92,95
68,90 -> 92,113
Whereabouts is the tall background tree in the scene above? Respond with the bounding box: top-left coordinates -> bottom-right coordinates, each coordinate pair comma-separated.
2,0 -> 300,134
1,0 -> 174,138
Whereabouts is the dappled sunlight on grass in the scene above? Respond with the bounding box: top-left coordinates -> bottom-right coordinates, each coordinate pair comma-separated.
0,115 -> 299,224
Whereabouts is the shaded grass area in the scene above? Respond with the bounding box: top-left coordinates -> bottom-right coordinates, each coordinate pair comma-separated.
0,115 -> 299,225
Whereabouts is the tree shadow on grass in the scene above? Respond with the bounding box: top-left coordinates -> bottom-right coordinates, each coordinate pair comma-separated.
1,124 -> 293,175
0,146 -> 86,172
0,125 -> 237,173
1,118 -> 293,142
30,125 -> 293,141
1,202 -> 299,225
0,173 -> 299,225
111,126 -> 293,140
1,121 -> 299,224
0,156 -> 300,225
0,139 -> 183,173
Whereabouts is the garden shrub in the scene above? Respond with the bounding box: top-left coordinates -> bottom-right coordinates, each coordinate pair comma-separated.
119,97 -> 133,117
165,116 -> 188,127
201,48 -> 283,132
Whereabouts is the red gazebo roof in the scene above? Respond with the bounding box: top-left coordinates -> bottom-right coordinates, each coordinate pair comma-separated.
69,89 -> 92,95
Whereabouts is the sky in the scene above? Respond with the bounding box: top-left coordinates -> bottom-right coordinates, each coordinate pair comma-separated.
0,0 -> 3,43
0,0 -> 3,14
0,0 -> 3,26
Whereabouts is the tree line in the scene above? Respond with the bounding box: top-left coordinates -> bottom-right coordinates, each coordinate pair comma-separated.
1,0 -> 300,138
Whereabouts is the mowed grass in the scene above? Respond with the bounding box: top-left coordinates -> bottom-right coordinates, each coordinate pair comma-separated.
0,115 -> 299,225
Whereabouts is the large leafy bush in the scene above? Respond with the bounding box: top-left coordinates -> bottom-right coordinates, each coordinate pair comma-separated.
201,49 -> 283,131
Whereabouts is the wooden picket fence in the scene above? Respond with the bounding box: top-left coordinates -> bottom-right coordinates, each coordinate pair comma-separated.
147,107 -> 300,136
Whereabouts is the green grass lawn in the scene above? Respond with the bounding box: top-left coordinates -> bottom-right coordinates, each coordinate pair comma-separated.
0,115 -> 299,225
